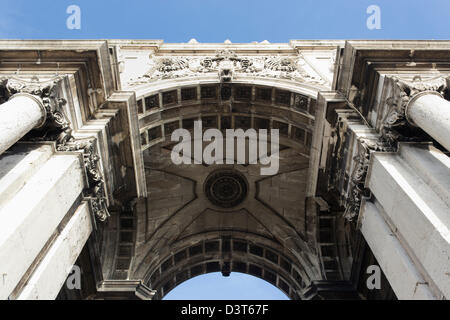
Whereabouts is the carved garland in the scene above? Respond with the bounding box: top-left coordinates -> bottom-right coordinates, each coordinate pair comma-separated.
129,50 -> 325,86
0,76 -> 110,222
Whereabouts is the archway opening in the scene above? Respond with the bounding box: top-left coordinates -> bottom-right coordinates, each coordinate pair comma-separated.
163,272 -> 290,300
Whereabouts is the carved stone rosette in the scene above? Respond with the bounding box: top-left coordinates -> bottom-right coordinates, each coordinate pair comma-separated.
57,138 -> 110,222
381,75 -> 448,147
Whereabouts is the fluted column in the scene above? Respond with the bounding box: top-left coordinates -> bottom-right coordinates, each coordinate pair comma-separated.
406,92 -> 450,151
0,93 -> 46,155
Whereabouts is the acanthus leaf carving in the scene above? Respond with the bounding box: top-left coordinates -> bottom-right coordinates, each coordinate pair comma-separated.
381,75 -> 448,147
128,50 -> 326,86
0,75 -> 110,222
1,76 -> 72,144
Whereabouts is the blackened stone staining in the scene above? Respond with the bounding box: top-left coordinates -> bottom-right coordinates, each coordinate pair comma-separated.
233,241 -> 247,252
202,115 -> 217,129
273,120 -> 289,136
181,87 -> 197,101
148,126 -> 162,141
254,117 -> 270,130
201,86 -> 217,99
162,90 -> 178,106
204,170 -> 248,208
275,90 -> 291,106
137,99 -> 144,114
292,126 -> 305,143
306,131 -> 313,148
249,264 -> 262,277
205,241 -> 220,252
308,98 -> 317,115
256,87 -> 272,101
233,262 -> 247,273
235,116 -> 251,129
235,86 -> 252,101
220,85 -> 232,100
189,245 -> 202,256
221,116 -> 232,130
182,118 -> 196,130
145,94 -> 159,109
250,244 -> 263,257
164,121 -> 180,136
140,132 -> 147,146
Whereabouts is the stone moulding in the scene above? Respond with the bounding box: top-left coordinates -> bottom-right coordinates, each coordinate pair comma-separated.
343,138 -> 394,222
343,74 -> 450,222
57,137 -> 110,222
127,49 -> 326,86
0,75 -> 110,222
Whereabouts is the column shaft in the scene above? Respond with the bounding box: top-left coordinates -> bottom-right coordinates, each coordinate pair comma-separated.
407,93 -> 450,151
0,94 -> 46,155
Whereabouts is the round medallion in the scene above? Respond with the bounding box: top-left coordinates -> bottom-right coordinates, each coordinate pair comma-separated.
204,170 -> 248,208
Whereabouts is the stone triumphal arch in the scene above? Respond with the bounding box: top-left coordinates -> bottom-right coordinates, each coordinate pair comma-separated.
0,40 -> 448,300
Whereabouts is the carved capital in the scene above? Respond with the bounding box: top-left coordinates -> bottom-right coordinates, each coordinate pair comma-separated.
0,76 -> 109,222
57,138 -> 110,222
381,75 -> 448,146
0,76 -> 72,143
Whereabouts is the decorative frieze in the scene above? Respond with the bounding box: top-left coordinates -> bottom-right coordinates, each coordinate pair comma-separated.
128,50 -> 325,86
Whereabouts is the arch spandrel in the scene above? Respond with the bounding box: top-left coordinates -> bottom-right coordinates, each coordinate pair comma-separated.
105,43 -> 340,299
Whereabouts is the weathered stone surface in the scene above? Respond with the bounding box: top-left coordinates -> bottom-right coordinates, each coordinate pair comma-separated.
0,152 -> 84,299
365,143 -> 450,299
16,201 -> 92,300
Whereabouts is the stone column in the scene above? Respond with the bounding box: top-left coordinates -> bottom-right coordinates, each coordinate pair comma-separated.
406,92 -> 450,151
0,93 -> 46,155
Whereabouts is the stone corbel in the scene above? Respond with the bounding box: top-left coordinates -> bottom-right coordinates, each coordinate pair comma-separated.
343,137 -> 393,222
57,138 -> 110,222
381,75 -> 448,147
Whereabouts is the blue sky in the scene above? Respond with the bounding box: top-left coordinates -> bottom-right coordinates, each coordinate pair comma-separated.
1,0 -> 450,41
1,0 -> 448,300
164,272 -> 289,300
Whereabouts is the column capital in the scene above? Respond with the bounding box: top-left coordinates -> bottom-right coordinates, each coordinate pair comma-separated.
382,75 -> 448,146
0,75 -> 72,144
